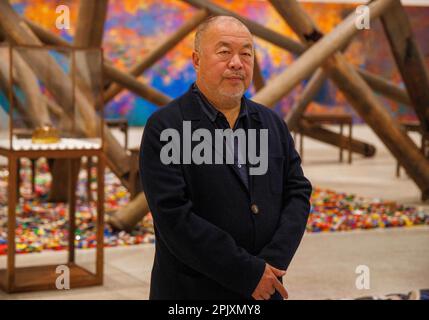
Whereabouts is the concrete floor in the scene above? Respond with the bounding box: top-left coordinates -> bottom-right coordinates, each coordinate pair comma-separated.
0,125 -> 428,300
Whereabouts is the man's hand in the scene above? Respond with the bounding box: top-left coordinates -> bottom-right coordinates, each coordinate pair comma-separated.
252,263 -> 288,300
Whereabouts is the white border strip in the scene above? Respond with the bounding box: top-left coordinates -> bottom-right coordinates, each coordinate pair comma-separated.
299,0 -> 429,6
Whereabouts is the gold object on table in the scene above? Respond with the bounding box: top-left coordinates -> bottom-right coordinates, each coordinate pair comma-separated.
31,125 -> 61,144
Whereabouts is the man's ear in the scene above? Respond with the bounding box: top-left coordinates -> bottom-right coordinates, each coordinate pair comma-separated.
192,51 -> 200,71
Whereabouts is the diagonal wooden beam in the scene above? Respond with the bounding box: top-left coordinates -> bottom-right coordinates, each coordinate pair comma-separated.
262,0 -> 400,106
252,0 -> 384,106
0,0 -> 131,184
285,68 -> 377,157
285,36 -> 352,132
286,68 -> 327,131
0,77 -> 34,128
182,0 -> 409,109
252,53 -> 265,92
23,18 -> 171,107
181,0 -> 306,54
0,50 -> 53,128
357,68 -> 411,106
103,64 -> 171,106
74,0 -> 108,47
380,0 -> 429,133
0,24 -> 5,42
267,0 -> 429,197
270,0 -> 319,45
104,9 -> 209,103
325,57 -> 429,196
265,0 -> 411,107
24,2 -> 408,111
74,0 -> 108,90
24,18 -> 71,46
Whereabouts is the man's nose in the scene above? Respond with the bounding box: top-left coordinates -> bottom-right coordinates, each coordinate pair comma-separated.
228,54 -> 243,70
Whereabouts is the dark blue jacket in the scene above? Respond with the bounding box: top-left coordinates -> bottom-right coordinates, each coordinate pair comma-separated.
140,86 -> 312,300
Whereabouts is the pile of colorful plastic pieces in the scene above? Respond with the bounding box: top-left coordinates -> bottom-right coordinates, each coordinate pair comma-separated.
0,159 -> 428,255
308,187 -> 429,232
0,158 -> 154,255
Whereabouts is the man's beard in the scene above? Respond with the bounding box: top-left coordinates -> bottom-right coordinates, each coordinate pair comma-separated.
218,82 -> 245,99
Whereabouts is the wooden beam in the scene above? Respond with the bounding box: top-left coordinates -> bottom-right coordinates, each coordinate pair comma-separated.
266,0 -> 410,108
326,55 -> 429,195
24,18 -> 71,47
0,38 -> 67,131
104,9 -> 209,103
181,0 -> 306,55
283,37 -> 378,155
270,0 -> 319,45
286,68 -> 326,131
0,0 -> 131,183
298,119 -> 376,157
286,68 -> 376,156
23,18 -> 171,107
0,24 -> 5,42
269,0 -> 429,196
25,0 -> 406,110
108,192 -> 150,232
357,68 -> 411,106
380,0 -> 429,133
11,52 -> 51,127
0,58 -> 33,128
74,0 -> 108,47
252,53 -> 265,92
43,95 -> 67,120
74,0 -> 108,92
285,34 -> 352,130
253,0 -> 395,107
183,0 -> 406,107
0,51 -> 68,130
103,64 -> 171,106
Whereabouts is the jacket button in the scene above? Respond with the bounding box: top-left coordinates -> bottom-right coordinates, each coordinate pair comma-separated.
251,204 -> 259,214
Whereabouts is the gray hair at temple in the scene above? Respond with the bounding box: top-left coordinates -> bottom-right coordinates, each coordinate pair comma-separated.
194,15 -> 251,53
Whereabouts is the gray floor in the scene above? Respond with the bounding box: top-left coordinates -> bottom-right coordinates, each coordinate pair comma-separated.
0,125 -> 428,299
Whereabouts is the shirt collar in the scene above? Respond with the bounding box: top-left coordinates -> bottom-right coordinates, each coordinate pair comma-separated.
192,83 -> 248,123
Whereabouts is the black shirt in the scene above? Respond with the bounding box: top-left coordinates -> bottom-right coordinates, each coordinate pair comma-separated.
192,83 -> 249,189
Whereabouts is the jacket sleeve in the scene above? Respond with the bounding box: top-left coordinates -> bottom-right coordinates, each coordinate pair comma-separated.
257,120 -> 312,271
140,115 -> 266,298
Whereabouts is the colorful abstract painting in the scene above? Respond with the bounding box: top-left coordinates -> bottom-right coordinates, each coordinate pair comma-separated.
9,0 -> 429,125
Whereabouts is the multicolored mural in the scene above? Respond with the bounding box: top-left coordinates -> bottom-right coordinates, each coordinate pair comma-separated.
9,0 -> 429,125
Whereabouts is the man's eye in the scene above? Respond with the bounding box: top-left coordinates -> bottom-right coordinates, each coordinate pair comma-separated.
241,52 -> 252,57
218,51 -> 230,55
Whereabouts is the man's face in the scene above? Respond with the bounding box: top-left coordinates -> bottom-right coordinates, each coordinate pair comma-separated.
193,21 -> 254,102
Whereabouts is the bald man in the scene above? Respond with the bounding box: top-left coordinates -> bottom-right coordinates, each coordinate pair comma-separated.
140,16 -> 312,300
